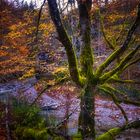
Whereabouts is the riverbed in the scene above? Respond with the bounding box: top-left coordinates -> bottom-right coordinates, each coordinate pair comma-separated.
0,78 -> 140,139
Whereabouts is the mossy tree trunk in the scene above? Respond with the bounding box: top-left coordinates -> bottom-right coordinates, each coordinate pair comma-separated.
77,0 -> 97,139
79,84 -> 96,139
47,0 -> 140,139
78,0 -> 93,76
47,0 -> 96,138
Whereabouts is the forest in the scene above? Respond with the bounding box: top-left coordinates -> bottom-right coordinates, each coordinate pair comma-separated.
0,0 -> 140,139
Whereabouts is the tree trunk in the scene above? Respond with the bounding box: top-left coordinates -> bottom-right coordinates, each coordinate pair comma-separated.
47,0 -> 82,86
79,84 -> 96,139
47,0 -> 96,139
78,0 -> 93,76
77,1 -> 96,139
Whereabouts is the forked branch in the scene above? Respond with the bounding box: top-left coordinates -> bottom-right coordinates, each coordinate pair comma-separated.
95,3 -> 140,77
100,45 -> 140,82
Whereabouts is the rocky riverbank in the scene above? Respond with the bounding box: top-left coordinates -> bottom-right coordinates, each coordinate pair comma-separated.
0,78 -> 140,139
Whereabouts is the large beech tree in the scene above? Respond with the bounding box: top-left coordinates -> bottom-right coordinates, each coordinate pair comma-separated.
47,0 -> 140,139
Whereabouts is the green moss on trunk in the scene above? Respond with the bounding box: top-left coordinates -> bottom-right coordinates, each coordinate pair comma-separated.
78,84 -> 96,139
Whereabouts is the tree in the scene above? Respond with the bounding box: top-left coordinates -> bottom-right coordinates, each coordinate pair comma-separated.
46,0 -> 140,139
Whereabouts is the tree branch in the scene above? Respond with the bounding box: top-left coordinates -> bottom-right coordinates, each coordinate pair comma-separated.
107,78 -> 140,84
99,10 -> 115,50
95,3 -> 140,77
96,120 -> 140,140
21,76 -> 70,125
30,76 -> 70,106
47,0 -> 83,86
99,86 -> 128,123
117,57 -> 140,75
35,0 -> 47,41
100,45 -> 140,83
59,2 -> 69,14
99,85 -> 140,107
118,99 -> 140,107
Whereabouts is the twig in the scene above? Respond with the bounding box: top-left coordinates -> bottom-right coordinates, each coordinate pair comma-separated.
99,10 -> 115,50
107,78 -> 140,84
35,0 -> 47,42
55,105 -> 79,128
30,77 -> 69,106
99,86 -> 128,123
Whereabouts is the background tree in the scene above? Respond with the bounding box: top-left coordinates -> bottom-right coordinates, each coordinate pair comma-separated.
0,0 -> 54,82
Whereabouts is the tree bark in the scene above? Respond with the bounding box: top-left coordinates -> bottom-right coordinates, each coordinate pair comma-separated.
78,0 -> 94,77
47,0 -> 82,86
79,84 -> 96,139
47,1 -> 96,137
77,1 -> 96,139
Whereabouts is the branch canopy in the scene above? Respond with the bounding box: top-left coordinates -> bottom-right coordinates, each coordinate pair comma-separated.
95,4 -> 140,77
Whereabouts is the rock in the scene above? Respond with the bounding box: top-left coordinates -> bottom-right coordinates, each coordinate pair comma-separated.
41,104 -> 58,111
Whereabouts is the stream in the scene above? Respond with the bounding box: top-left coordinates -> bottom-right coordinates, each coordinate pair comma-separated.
0,78 -> 140,139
